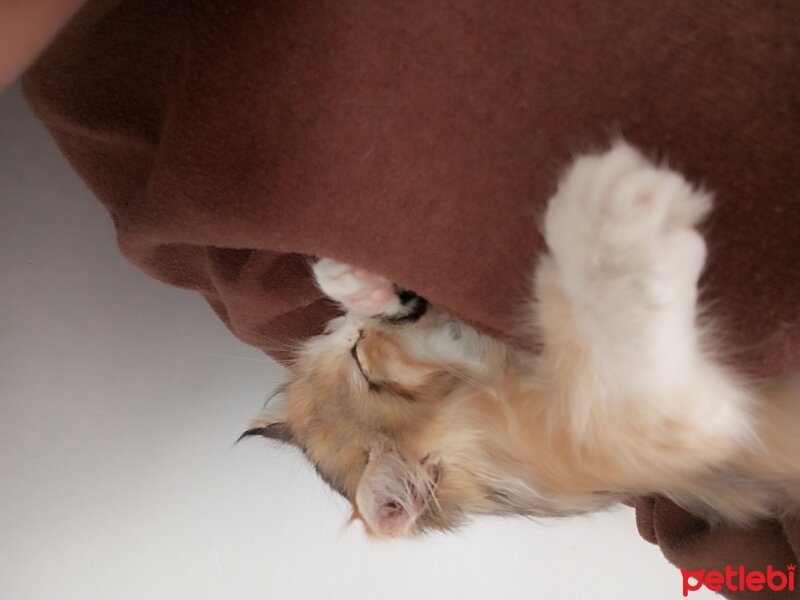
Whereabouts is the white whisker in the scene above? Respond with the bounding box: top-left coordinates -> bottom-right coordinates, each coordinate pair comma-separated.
201,352 -> 272,362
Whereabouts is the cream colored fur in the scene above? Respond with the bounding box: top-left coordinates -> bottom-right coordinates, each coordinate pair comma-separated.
249,142 -> 799,537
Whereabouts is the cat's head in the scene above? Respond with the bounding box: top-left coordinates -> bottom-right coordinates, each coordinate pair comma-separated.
242,310 -> 532,537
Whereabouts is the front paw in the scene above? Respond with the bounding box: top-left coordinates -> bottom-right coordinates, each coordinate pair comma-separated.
544,142 -> 711,305
312,258 -> 402,317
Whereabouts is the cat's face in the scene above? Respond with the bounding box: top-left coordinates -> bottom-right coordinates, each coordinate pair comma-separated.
244,311 -> 518,537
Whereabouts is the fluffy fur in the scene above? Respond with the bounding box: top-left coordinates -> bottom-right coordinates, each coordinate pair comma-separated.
244,142 -> 800,537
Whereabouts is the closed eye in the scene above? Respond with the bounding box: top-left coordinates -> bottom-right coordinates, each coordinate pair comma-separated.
350,337 -> 382,391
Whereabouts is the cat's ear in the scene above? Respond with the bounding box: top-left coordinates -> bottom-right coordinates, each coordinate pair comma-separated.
355,445 -> 439,537
237,390 -> 295,445
238,421 -> 294,444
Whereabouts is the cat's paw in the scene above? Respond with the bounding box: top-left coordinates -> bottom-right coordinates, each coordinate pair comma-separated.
544,142 -> 711,305
313,258 -> 403,317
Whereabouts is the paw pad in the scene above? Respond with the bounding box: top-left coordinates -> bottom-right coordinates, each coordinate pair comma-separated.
313,258 -> 400,317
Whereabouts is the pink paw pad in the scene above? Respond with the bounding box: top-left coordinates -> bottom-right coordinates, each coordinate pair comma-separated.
313,258 -> 400,317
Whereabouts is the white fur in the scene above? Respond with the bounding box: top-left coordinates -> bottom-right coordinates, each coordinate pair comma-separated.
292,142 -> 774,534
314,258 -> 496,387
355,442 -> 438,537
539,142 -> 756,468
313,258 -> 403,317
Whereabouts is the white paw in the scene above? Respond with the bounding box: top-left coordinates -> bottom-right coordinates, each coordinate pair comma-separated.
313,258 -> 402,317
544,142 -> 711,305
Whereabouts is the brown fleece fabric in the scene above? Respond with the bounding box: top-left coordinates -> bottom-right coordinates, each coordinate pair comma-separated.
23,0 -> 800,595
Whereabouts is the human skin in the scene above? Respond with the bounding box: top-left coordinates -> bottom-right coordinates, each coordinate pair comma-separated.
0,0 -> 86,90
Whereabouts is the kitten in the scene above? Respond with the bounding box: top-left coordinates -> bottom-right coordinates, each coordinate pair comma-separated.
242,142 -> 800,538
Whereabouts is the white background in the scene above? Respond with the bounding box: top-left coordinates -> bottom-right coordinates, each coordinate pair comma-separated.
0,84 -> 715,600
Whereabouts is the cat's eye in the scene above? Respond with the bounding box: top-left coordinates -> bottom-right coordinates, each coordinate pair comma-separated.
350,339 -> 366,376
350,337 -> 382,391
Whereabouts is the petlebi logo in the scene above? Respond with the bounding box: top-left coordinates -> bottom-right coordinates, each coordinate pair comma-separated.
681,564 -> 796,596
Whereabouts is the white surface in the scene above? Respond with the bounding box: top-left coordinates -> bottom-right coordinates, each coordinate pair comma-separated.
0,84 -> 715,600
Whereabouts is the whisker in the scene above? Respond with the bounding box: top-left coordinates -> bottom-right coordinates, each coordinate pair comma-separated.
228,322 -> 308,355
200,352 -> 272,363
262,384 -> 287,410
416,347 -> 496,396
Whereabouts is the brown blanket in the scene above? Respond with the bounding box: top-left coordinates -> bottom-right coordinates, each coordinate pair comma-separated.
24,1 -> 800,596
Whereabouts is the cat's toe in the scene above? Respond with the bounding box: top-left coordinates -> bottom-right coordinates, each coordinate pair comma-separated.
313,258 -> 401,316
545,141 -> 711,268
596,151 -> 711,246
343,286 -> 400,316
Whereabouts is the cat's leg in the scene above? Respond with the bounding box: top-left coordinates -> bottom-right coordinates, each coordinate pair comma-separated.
313,258 -> 426,320
536,142 -> 756,484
